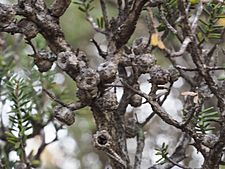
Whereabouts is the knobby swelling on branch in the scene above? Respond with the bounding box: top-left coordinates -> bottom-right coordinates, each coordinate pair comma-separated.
0,0 -> 225,169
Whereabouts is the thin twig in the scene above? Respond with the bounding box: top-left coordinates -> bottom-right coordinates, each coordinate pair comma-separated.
159,6 -> 178,34
182,106 -> 197,127
26,39 -> 37,54
140,112 -> 155,127
104,84 -> 123,88
145,6 -> 157,50
100,0 -> 109,30
85,13 -> 107,35
160,82 -> 173,105
34,132 -> 58,160
164,37 -> 191,57
117,0 -> 123,17
191,1 -> 203,33
141,82 -> 173,127
106,148 -> 127,168
121,80 -> 182,129
43,88 -> 86,111
90,38 -> 107,58
165,156 -> 192,169
134,127 -> 145,169
176,65 -> 225,71
68,102 -> 86,111
43,88 -> 68,107
124,0 -> 129,13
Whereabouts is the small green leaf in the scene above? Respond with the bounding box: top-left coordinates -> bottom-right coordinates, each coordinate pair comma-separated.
78,6 -> 86,12
31,160 -> 41,168
14,142 -> 21,149
218,76 -> 225,81
156,157 -> 164,163
5,132 -> 16,138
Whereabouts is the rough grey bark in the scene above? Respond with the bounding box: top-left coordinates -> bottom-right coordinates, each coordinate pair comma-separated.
0,0 -> 225,169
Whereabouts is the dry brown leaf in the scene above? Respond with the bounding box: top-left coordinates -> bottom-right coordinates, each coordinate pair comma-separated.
151,33 -> 158,46
193,95 -> 199,104
181,91 -> 198,96
158,40 -> 165,49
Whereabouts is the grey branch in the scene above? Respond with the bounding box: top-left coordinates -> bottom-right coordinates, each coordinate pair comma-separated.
134,127 -> 145,169
164,37 -> 191,57
49,0 -> 71,17
191,1 -> 203,33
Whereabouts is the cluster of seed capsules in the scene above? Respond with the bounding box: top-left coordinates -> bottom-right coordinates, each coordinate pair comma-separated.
120,37 -> 180,107
53,37 -> 180,126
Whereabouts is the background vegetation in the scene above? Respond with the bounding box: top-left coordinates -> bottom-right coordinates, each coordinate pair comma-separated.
0,0 -> 225,169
